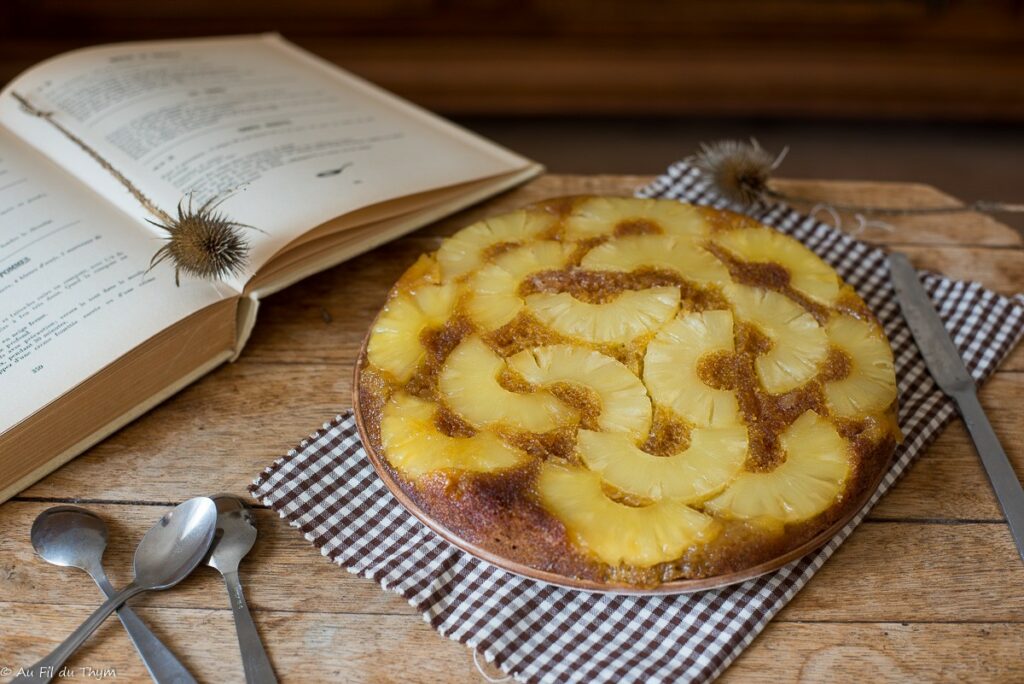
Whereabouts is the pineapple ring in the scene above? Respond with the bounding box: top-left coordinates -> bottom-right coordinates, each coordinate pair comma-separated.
564,197 -> 710,240
537,462 -> 720,567
439,335 -> 578,432
705,410 -> 851,524
366,282 -> 458,382
507,345 -> 652,440
825,315 -> 898,418
437,209 -> 556,281
643,310 -> 741,427
465,241 -> 575,331
725,283 -> 828,394
579,234 -> 731,286
715,226 -> 841,305
381,392 -> 527,478
577,427 -> 748,503
525,286 -> 680,345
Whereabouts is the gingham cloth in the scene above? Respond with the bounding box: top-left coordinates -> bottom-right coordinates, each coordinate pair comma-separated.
251,162 -> 1024,684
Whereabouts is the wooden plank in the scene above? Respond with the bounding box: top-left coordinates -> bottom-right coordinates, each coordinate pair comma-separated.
3,502 -> 1021,623
1,610 -> 1021,684
900,245 -> 1024,297
872,372 -> 1024,521
15,363 -> 339,504
780,522 -> 1023,622
207,40 -> 1024,120
875,427 -> 1020,521
723,622 -> 1024,683
0,605 -> 478,684
5,0 -> 1024,122
1006,343 -> 1024,372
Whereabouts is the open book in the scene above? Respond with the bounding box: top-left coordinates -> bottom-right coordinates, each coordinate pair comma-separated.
0,34 -> 541,502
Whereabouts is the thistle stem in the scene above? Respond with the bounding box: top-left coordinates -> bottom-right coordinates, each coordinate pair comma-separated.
764,188 -> 1024,216
11,91 -> 173,224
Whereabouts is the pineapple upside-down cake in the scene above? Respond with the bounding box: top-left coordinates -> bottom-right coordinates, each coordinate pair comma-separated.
355,197 -> 901,589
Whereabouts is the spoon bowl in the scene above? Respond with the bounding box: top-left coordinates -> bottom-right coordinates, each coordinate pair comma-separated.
206,494 -> 257,574
135,497 -> 219,589
30,506 -> 108,573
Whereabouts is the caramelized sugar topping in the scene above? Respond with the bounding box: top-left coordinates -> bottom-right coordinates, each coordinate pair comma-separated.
614,219 -> 662,236
548,382 -> 603,431
521,267 -> 728,310
642,406 -> 691,457
821,346 -> 854,382
434,404 -> 476,438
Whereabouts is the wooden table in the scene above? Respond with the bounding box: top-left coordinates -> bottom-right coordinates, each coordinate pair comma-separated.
1,176 -> 1022,683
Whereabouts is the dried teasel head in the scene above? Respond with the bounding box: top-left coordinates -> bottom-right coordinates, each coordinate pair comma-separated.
148,196 -> 251,286
692,139 -> 787,206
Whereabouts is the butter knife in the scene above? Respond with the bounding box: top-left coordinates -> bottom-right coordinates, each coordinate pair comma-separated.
888,252 -> 1024,562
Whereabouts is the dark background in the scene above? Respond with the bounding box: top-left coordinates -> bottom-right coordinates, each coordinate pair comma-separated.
2,0 -> 1023,227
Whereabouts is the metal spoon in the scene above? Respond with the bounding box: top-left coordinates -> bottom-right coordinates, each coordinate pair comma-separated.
15,497 -> 217,683
205,494 -> 277,684
30,506 -> 197,684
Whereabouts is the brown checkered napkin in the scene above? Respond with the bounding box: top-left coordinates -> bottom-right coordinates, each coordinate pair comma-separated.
251,162 -> 1024,684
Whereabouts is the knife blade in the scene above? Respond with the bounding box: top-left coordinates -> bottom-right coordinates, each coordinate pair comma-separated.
889,252 -> 1024,562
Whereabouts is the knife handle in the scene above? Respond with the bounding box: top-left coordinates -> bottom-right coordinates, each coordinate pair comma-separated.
955,390 -> 1024,562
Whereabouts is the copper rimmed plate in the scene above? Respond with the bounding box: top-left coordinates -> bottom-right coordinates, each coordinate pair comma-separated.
350,334 -> 894,596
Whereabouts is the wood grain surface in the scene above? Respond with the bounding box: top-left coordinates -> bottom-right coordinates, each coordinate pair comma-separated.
0,175 -> 1021,682
4,2 -> 1024,120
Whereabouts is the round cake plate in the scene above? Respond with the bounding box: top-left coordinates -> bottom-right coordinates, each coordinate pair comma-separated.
350,337 -> 893,596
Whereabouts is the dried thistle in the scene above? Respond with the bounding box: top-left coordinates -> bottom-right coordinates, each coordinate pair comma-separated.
693,138 -> 785,206
148,196 -> 251,286
693,137 -> 1024,216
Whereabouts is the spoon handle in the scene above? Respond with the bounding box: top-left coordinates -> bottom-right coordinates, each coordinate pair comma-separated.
15,583 -> 147,683
95,574 -> 197,684
222,570 -> 278,684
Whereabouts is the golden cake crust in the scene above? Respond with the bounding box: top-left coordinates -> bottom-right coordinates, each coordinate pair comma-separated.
354,196 -> 900,591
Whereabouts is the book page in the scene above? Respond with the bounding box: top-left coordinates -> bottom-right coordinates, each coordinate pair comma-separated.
0,34 -> 533,290
0,132 -> 229,434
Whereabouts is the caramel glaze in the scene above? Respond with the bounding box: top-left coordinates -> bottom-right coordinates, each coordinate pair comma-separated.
481,241 -> 520,261
434,403 -> 475,438
548,382 -> 603,432
495,370 -> 603,462
614,218 -> 662,236
698,205 -> 764,234
520,267 -> 727,309
485,310 -> 648,376
698,323 -> 829,472
642,406 -> 691,457
405,315 -> 473,402
356,197 -> 900,588
706,242 -> 832,324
